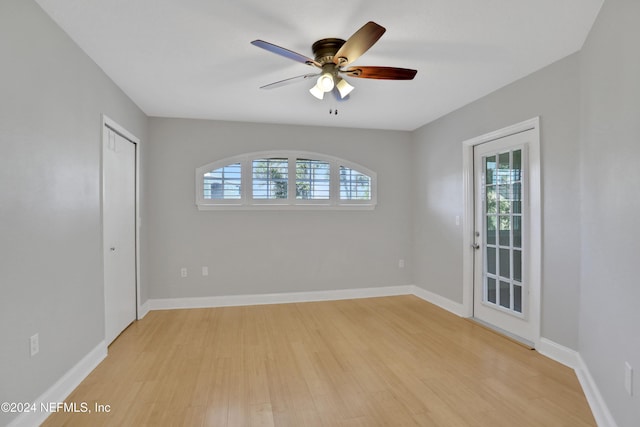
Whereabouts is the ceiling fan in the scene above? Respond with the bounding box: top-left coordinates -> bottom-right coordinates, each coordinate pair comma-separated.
251,21 -> 417,100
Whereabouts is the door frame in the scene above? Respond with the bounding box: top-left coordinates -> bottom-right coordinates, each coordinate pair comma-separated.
101,115 -> 142,333
461,117 -> 541,347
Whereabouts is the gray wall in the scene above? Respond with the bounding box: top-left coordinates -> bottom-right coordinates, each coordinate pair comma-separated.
411,53 -> 582,349
0,1 -> 147,425
579,0 -> 640,425
146,118 -> 413,299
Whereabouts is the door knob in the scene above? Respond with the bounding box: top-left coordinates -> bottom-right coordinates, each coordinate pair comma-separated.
471,243 -> 480,250
110,247 -> 116,252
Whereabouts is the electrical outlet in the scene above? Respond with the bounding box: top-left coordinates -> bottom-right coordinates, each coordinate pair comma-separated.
202,266 -> 209,276
180,268 -> 187,278
625,362 -> 633,396
398,259 -> 405,269
30,333 -> 39,357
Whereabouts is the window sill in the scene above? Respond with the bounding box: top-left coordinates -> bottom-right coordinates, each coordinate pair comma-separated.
196,203 -> 376,211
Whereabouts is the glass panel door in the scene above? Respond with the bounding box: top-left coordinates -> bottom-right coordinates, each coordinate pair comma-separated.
470,124 -> 539,347
482,149 -> 523,317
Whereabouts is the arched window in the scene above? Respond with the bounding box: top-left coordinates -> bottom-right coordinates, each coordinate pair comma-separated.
196,151 -> 376,210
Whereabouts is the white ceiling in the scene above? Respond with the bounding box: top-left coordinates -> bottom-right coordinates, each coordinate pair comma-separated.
35,0 -> 603,131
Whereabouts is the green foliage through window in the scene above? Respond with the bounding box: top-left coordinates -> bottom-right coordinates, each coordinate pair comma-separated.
296,159 -> 330,200
253,158 -> 288,199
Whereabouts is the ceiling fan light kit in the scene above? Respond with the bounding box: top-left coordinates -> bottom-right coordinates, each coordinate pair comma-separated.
336,78 -> 354,98
251,21 -> 417,101
309,83 -> 325,100
317,70 -> 335,91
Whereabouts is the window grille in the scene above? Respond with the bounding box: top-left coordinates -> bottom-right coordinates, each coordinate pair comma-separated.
252,158 -> 288,199
296,159 -> 330,200
203,163 -> 241,199
340,166 -> 371,200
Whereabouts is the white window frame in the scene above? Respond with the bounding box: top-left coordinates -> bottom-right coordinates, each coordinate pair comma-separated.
195,150 -> 377,210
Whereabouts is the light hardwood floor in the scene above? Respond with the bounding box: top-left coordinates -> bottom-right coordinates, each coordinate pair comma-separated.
42,296 -> 595,426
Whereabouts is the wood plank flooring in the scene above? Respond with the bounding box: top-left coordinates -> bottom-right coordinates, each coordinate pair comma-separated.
42,296 -> 596,426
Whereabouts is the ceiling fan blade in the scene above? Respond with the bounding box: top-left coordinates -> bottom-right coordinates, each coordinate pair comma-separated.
333,22 -> 386,66
343,66 -> 417,80
251,40 -> 321,67
259,73 -> 319,90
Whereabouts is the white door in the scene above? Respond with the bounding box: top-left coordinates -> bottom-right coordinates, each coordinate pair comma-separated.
103,126 -> 137,345
472,130 -> 536,345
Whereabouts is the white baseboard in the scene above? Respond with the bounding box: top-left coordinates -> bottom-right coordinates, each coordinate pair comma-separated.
535,338 -> 617,427
410,285 -> 467,317
138,300 -> 150,319
147,285 -> 469,316
537,337 -> 580,369
7,341 -> 107,427
148,285 -> 416,311
575,354 -> 619,427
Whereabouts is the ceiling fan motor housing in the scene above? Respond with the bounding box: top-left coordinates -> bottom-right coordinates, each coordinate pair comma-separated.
312,38 -> 346,65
